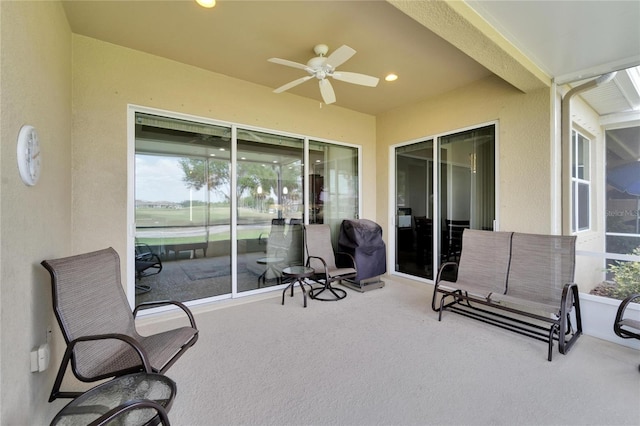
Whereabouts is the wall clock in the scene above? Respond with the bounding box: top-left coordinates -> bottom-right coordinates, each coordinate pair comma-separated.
16,125 -> 41,186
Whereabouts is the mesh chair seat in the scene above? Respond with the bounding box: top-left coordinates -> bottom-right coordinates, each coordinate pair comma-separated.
42,247 -> 198,401
304,224 -> 357,301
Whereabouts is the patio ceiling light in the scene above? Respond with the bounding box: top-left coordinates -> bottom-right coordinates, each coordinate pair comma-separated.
196,0 -> 216,8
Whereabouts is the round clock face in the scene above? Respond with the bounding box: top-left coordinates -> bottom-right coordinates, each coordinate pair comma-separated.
17,125 -> 41,186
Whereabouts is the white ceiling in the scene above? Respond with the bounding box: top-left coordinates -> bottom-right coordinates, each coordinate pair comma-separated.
467,0 -> 640,118
62,0 -> 640,116
467,0 -> 640,84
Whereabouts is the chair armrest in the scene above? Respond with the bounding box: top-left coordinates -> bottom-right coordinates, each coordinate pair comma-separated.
615,293 -> 640,324
306,255 -> 328,267
68,333 -> 153,373
133,300 -> 197,329
335,251 -> 356,269
557,282 -> 581,321
306,255 -> 328,275
435,261 -> 458,283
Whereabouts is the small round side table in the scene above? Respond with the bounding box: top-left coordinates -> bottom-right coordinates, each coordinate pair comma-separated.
50,373 -> 176,426
281,266 -> 315,308
256,257 -> 284,287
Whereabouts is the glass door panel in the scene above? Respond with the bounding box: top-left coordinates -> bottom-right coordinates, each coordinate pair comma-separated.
439,125 -> 495,273
236,129 -> 304,291
395,140 -> 434,279
134,113 -> 231,305
393,125 -> 495,282
309,140 -> 359,245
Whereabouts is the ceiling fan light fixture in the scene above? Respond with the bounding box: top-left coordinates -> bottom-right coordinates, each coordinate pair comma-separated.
270,44 -> 378,105
385,73 -> 398,82
196,0 -> 216,8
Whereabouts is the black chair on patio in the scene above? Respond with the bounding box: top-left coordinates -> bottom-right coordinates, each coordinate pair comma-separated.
135,242 -> 162,293
613,293 -> 640,371
304,224 -> 357,301
41,247 -> 198,402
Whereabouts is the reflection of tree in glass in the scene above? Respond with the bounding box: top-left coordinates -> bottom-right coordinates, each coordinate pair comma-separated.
179,158 -> 210,191
178,157 -> 301,203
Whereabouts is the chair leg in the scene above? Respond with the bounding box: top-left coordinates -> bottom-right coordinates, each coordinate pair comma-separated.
49,346 -> 82,401
310,280 -> 347,301
135,283 -> 151,294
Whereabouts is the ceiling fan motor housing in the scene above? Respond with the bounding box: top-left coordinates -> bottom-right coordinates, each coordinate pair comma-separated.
269,43 -> 379,105
313,44 -> 329,56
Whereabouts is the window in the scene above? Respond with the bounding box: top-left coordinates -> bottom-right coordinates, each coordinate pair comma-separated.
393,124 -> 496,281
571,129 -> 591,232
603,125 -> 640,300
131,109 -> 360,305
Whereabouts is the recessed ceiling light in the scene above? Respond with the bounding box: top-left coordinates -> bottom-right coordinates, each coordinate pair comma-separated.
196,0 -> 216,8
385,73 -> 398,82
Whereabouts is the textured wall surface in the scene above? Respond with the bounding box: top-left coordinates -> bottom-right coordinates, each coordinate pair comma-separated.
0,1 -> 72,423
377,74 -> 553,241
71,34 -> 377,279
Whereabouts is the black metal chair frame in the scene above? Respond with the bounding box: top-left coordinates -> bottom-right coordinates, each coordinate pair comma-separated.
42,248 -> 198,402
613,293 -> 640,371
135,242 -> 163,293
432,230 -> 582,361
304,224 -> 357,301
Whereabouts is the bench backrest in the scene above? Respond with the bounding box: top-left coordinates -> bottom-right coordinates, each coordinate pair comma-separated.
455,229 -> 513,296
507,233 -> 576,305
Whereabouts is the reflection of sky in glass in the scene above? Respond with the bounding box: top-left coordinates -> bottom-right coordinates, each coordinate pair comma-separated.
135,155 -> 207,203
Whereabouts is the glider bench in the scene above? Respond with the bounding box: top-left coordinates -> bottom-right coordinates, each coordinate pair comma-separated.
432,229 -> 582,361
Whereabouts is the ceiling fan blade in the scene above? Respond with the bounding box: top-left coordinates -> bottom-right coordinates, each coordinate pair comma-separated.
332,71 -> 380,87
268,57 -> 310,72
325,45 -> 356,69
319,79 -> 336,104
273,75 -> 314,93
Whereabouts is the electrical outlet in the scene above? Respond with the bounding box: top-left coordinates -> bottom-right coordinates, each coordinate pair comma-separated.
38,343 -> 50,372
30,343 -> 51,372
30,349 -> 39,373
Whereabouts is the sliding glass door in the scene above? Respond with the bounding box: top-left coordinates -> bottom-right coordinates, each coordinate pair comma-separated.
394,124 -> 496,280
236,130 -> 304,291
309,140 -> 359,244
132,109 -> 360,305
395,140 -> 434,279
135,113 -> 232,304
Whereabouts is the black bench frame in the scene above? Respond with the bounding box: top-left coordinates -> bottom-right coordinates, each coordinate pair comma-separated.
432,230 -> 582,361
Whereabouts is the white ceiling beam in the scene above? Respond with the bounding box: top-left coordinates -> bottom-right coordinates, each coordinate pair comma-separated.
387,0 -> 551,93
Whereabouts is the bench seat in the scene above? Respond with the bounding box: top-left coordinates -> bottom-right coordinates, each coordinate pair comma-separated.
432,229 -> 582,361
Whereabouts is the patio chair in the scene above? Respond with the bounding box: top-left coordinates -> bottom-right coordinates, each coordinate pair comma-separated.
304,224 -> 357,300
444,219 -> 470,262
41,247 -> 199,402
613,293 -> 640,371
285,218 -> 304,266
258,218 -> 286,252
134,242 -> 162,293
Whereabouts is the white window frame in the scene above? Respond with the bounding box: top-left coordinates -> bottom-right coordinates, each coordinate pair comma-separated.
571,128 -> 592,233
127,104 -> 362,310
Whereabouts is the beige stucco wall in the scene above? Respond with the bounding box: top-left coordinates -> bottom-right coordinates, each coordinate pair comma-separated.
376,75 -> 553,242
568,91 -> 607,291
0,1 -> 607,423
71,34 -> 376,282
0,1 -> 72,423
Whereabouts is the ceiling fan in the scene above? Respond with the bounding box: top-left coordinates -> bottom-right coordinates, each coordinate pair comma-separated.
268,44 -> 379,105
